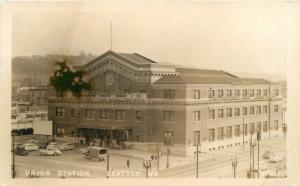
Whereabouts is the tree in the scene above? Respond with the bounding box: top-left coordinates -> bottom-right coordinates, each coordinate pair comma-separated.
50,60 -> 90,98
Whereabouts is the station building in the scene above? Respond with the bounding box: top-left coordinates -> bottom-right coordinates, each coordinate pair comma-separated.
48,50 -> 283,156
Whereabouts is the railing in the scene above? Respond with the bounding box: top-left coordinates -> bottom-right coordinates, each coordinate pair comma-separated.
49,92 -> 148,102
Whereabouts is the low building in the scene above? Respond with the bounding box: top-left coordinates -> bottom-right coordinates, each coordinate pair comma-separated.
48,50 -> 284,156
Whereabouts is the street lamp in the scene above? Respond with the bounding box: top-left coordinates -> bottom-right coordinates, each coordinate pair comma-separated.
163,131 -> 172,168
143,160 -> 152,178
231,157 -> 238,178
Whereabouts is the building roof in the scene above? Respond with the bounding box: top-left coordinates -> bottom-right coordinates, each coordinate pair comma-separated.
175,68 -> 238,78
154,74 -> 275,85
117,53 -> 157,64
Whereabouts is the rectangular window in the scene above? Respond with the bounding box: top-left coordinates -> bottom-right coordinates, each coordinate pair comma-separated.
234,90 -> 240,97
250,123 -> 255,134
263,121 -> 268,132
115,110 -> 124,121
234,108 -> 240,116
163,90 -> 175,99
164,111 -> 174,121
243,107 -> 248,115
257,122 -> 261,132
250,89 -> 255,97
208,129 -> 215,142
263,89 -> 268,96
140,90 -> 147,93
56,107 -> 64,117
136,111 -> 142,121
250,106 -> 255,115
208,90 -> 215,98
256,106 -> 261,115
227,108 -> 232,117
257,89 -> 261,96
243,124 -> 248,135
209,109 -> 215,119
70,108 -> 77,118
218,90 -> 224,98
193,111 -> 201,121
218,109 -> 224,118
99,109 -> 109,119
243,89 -> 248,97
274,89 -> 279,96
234,125 -> 240,137
194,90 -> 201,99
274,120 -> 279,130
226,126 -> 232,139
263,105 -> 268,114
274,105 -> 279,112
227,90 -> 232,97
85,109 -> 94,119
193,131 -> 200,145
217,127 -> 224,140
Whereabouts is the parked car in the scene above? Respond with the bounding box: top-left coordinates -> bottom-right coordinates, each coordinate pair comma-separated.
39,148 -> 62,156
260,162 -> 269,171
85,147 -> 107,161
14,146 -> 29,156
47,142 -> 75,151
263,150 -> 272,159
47,142 -> 63,150
60,143 -> 75,151
79,147 -> 89,155
26,139 -> 40,145
269,154 -> 285,163
22,143 -> 39,151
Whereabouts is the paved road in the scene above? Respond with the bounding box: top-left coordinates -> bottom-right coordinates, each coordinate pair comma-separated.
14,139 -> 286,178
158,139 -> 286,178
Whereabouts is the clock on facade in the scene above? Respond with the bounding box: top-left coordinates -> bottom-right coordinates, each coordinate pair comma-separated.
105,73 -> 114,86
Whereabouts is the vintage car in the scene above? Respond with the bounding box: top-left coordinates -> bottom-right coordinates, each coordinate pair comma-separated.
22,143 -> 39,151
262,150 -> 273,159
14,146 -> 29,156
39,148 -> 62,156
85,147 -> 107,161
47,142 -> 75,151
269,154 -> 285,163
60,143 -> 75,151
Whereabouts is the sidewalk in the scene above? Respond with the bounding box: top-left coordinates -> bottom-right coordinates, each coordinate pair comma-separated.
109,138 -> 286,171
109,148 -> 217,171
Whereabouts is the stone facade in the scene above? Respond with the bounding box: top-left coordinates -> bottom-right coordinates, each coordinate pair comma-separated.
48,50 -> 283,156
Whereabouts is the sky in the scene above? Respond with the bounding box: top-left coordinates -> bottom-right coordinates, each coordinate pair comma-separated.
11,1 -> 288,76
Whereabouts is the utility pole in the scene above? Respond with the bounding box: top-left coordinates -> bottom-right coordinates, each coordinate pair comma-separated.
242,118 -> 245,150
251,135 -> 256,178
106,151 -> 110,178
249,134 -> 252,177
196,143 -> 199,178
257,131 -> 261,178
123,111 -> 125,143
11,133 -> 16,178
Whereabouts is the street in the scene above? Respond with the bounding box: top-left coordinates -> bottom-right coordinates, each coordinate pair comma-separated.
14,138 -> 286,178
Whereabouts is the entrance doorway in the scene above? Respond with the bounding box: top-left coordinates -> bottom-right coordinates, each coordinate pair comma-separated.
78,128 -> 131,146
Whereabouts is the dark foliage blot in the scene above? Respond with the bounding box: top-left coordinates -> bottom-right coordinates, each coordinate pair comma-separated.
50,60 -> 90,98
